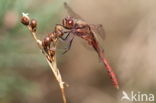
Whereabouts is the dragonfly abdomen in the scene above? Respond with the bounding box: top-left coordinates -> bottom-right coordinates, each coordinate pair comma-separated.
90,39 -> 119,89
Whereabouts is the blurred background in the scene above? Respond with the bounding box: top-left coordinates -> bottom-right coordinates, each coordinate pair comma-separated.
0,0 -> 156,103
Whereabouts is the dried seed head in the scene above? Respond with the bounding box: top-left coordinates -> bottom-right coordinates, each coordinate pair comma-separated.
21,14 -> 30,26
48,32 -> 56,39
42,36 -> 52,48
54,24 -> 64,37
48,49 -> 56,62
49,49 -> 55,57
30,19 -> 37,30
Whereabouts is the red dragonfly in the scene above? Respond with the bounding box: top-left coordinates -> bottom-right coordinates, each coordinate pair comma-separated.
55,2 -> 119,89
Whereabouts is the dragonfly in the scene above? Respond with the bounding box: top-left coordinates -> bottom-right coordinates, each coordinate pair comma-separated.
44,2 -> 119,89
63,2 -> 119,89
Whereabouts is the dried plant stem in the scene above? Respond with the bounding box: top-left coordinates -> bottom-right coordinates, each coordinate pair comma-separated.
27,26 -> 67,103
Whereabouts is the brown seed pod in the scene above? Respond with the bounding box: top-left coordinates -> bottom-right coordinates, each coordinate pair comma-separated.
30,19 -> 37,30
42,36 -> 52,48
49,49 -> 56,62
48,32 -> 56,39
49,49 -> 55,57
54,24 -> 64,37
21,16 -> 30,26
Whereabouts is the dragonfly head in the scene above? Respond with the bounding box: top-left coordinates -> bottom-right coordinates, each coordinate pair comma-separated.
62,16 -> 74,29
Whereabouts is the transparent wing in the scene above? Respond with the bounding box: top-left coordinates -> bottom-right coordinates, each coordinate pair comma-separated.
64,2 -> 105,40
64,2 -> 105,50
64,2 -> 85,21
90,24 -> 105,40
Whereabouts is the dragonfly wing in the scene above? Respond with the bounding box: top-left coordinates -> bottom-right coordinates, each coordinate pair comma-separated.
64,2 -> 105,40
64,2 -> 85,21
64,2 -> 105,50
91,29 -> 105,51
90,24 -> 105,40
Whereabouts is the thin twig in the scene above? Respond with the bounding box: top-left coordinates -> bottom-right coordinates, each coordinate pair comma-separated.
26,26 -> 67,103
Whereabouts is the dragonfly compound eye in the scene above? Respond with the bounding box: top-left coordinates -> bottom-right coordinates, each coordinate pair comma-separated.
62,17 -> 74,29
67,20 -> 73,28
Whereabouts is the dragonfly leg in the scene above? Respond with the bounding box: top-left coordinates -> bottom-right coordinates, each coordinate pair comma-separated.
60,31 -> 72,41
63,37 -> 74,54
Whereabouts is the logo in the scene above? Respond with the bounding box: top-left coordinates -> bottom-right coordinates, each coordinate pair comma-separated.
121,91 -> 155,102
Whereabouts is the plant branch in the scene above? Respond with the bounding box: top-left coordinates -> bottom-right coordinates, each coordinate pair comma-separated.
24,23 -> 67,103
